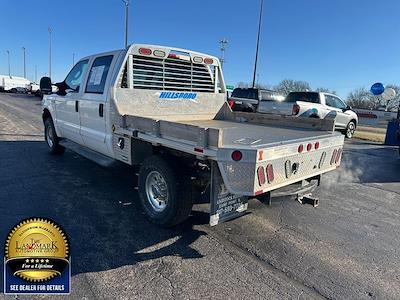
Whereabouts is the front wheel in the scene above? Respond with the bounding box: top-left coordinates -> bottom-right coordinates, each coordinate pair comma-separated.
44,118 -> 65,154
138,156 -> 193,227
345,121 -> 356,139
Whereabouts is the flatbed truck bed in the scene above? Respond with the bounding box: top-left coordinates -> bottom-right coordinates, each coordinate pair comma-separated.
42,44 -> 344,227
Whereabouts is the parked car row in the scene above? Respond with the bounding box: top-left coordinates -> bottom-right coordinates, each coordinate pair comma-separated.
0,75 -> 43,97
228,88 -> 358,138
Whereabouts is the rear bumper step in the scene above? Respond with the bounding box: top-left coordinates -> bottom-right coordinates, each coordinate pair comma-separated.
258,178 -> 320,206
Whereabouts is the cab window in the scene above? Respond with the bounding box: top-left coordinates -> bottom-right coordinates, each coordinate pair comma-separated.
65,60 -> 89,91
325,95 -> 336,107
334,97 -> 347,109
86,55 -> 113,94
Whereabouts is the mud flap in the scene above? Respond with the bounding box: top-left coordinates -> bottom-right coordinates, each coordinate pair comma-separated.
209,162 -> 248,226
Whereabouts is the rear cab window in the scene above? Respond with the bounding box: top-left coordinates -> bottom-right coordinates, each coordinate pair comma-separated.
86,55 -> 113,94
285,92 -> 320,103
231,88 -> 258,99
260,90 -> 284,101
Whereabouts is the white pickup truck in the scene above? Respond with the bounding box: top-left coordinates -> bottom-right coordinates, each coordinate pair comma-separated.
257,91 -> 359,138
40,44 -> 344,227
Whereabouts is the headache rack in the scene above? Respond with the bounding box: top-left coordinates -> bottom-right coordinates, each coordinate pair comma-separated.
130,54 -> 215,92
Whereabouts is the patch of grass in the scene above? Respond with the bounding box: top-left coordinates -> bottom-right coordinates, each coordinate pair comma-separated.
354,129 -> 385,143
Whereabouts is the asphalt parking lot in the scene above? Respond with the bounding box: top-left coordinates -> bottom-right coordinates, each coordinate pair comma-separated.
0,93 -> 399,300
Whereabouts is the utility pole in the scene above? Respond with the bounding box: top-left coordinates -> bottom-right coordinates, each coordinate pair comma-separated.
122,0 -> 130,48
6,50 -> 11,77
219,38 -> 228,67
35,65 -> 37,83
72,53 -> 75,66
252,0 -> 264,88
48,27 -> 52,78
22,47 -> 26,78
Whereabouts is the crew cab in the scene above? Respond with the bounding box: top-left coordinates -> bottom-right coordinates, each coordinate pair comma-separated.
228,87 -> 284,112
40,44 -> 344,227
257,91 -> 358,138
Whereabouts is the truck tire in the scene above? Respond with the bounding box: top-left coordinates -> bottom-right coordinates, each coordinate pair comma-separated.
44,118 -> 65,155
344,120 -> 356,139
10,88 -> 17,93
138,155 -> 193,227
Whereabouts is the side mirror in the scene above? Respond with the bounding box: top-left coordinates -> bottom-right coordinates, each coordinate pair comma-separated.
342,105 -> 352,112
40,77 -> 52,95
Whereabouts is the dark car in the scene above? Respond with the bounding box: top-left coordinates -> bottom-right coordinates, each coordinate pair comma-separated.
228,88 -> 284,112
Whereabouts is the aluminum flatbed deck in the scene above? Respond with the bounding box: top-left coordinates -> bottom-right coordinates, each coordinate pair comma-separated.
177,119 -> 337,149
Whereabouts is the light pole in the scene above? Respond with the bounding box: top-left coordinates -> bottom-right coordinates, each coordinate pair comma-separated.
219,38 -> 228,67
35,65 -> 37,83
48,27 -> 52,78
6,50 -> 10,77
252,0 -> 264,88
122,0 -> 130,48
22,47 -> 26,78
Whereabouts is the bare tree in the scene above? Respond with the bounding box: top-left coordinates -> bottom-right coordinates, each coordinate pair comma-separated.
385,84 -> 400,111
236,81 -> 251,88
346,88 -> 376,109
315,87 -> 337,95
236,82 -> 272,90
274,79 -> 311,96
346,85 -> 400,111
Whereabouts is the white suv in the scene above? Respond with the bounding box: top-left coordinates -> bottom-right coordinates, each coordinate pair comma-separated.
257,92 -> 358,138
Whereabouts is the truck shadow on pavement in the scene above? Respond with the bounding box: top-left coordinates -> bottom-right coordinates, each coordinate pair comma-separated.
0,140 -> 209,290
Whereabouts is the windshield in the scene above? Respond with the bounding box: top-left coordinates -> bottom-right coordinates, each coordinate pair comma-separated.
285,92 -> 320,103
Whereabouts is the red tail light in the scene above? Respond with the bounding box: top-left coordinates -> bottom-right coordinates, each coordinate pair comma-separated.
335,149 -> 342,164
204,58 -> 213,64
231,150 -> 242,161
266,164 -> 274,183
330,149 -> 337,165
307,143 -> 312,152
139,48 -> 152,55
298,144 -> 304,153
292,104 -> 300,115
315,142 -> 320,150
228,100 -> 234,108
257,166 -> 266,185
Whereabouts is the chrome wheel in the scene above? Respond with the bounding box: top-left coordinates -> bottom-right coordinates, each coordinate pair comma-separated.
46,124 -> 54,148
346,122 -> 355,138
145,171 -> 168,212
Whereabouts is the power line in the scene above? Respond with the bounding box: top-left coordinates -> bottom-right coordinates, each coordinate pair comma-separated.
252,0 -> 264,88
6,50 -> 11,77
122,0 -> 130,48
219,38 -> 228,67
48,27 -> 52,78
22,47 -> 26,78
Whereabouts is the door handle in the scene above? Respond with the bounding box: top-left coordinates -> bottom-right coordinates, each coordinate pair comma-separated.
75,101 -> 79,112
99,104 -> 104,117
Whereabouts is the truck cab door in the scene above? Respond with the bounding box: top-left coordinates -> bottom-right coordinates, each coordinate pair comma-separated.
79,55 -> 114,156
54,59 -> 89,144
324,95 -> 347,128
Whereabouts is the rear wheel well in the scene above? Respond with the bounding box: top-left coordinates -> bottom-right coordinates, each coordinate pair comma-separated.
349,119 -> 357,127
42,109 -> 52,123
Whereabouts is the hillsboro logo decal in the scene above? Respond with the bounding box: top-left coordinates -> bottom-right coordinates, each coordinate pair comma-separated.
4,217 -> 71,295
158,92 -> 197,100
